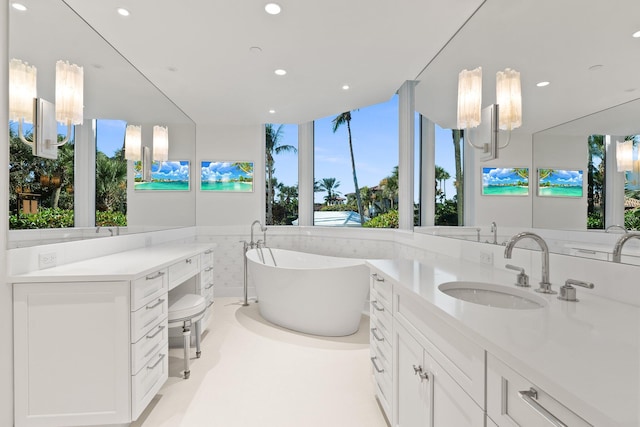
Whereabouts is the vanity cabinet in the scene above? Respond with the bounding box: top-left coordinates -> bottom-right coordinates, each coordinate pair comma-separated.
12,243 -> 215,427
486,353 -> 592,427
368,265 -> 484,427
200,248 -> 215,308
394,321 -> 484,427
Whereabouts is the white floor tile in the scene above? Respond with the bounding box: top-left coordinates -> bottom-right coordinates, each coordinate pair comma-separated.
132,298 -> 388,427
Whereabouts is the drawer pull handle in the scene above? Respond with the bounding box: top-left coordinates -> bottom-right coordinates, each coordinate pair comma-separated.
186,258 -> 192,264
146,271 -> 165,280
146,298 -> 165,310
371,273 -> 385,282
147,353 -> 166,370
205,249 -> 213,254
519,388 -> 568,427
205,267 -> 213,272
370,356 -> 384,373
371,300 -> 385,311
205,283 -> 214,290
371,327 -> 384,342
146,325 -> 165,339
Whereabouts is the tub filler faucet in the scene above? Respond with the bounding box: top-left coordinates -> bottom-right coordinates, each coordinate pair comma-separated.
250,219 -> 267,249
612,232 -> 640,262
504,232 -> 555,294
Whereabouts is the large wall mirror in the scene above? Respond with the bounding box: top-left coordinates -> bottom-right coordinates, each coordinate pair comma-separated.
8,0 -> 196,247
413,0 -> 640,263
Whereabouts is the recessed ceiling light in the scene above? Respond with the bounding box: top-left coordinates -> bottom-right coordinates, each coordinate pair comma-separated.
588,64 -> 604,71
536,81 -> 550,87
269,109 -> 276,114
632,30 -> 640,38
274,69 -> 287,76
117,8 -> 130,16
11,3 -> 27,11
625,88 -> 637,93
342,85 -> 350,90
265,3 -> 281,15
249,46 -> 263,53
168,66 -> 178,72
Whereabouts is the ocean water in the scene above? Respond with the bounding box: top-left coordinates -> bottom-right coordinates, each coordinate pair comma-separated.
482,185 -> 529,196
134,181 -> 189,190
201,181 -> 253,192
538,186 -> 583,197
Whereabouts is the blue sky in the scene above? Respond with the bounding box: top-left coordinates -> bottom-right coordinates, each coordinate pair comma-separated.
152,161 -> 190,181
540,169 -> 583,186
271,96 -> 460,203
483,167 -> 527,186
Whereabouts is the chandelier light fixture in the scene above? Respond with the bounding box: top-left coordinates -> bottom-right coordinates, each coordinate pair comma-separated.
153,125 -> 169,162
124,124 -> 142,161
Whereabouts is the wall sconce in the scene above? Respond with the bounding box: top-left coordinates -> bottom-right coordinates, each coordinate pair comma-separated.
153,125 -> 169,162
124,124 -> 142,161
9,58 -> 83,158
617,140 -> 634,172
457,66 -> 522,161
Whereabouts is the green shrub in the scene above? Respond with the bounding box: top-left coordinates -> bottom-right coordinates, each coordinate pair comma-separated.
363,210 -> 398,228
96,210 -> 127,226
9,208 -> 74,229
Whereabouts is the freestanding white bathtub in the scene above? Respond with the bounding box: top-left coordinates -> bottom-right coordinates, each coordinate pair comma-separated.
246,248 -> 369,336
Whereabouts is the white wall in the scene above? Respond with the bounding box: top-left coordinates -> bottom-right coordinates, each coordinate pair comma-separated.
532,133 -> 588,229
127,122 -> 197,228
470,132 -> 533,227
195,124 -> 264,227
1,1 -> 13,424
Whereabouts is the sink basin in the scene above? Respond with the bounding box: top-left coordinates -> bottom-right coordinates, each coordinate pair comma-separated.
438,281 -> 546,309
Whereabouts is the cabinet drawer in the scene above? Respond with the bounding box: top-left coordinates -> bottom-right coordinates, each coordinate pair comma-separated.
132,345 -> 168,421
131,296 -> 168,343
202,283 -> 215,307
201,249 -> 214,269
370,289 -> 392,328
370,271 -> 392,307
200,266 -> 214,291
131,318 -> 168,375
370,347 -> 391,404
370,317 -> 392,356
395,289 -> 485,408
131,269 -> 167,311
487,353 -> 592,427
168,256 -> 200,290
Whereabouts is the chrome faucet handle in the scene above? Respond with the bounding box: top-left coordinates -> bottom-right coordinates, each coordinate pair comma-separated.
505,264 -> 529,287
558,279 -> 595,302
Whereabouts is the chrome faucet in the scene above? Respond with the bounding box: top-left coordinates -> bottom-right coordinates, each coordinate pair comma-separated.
250,220 -> 267,249
490,221 -> 498,244
504,232 -> 555,294
612,232 -> 640,262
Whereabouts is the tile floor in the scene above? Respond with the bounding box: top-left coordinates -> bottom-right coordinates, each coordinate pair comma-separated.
132,297 -> 389,427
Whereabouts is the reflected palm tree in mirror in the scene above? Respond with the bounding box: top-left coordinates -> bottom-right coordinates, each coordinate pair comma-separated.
266,124 -> 297,225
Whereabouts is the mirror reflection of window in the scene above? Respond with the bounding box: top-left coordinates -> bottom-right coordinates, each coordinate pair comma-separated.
622,135 -> 640,230
313,95 -> 399,228
9,122 -> 76,229
95,119 -> 127,227
435,124 -> 464,226
265,123 -> 298,225
587,135 -> 605,230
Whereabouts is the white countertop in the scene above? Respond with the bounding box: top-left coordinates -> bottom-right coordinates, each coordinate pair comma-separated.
10,242 -> 215,283
366,256 -> 639,427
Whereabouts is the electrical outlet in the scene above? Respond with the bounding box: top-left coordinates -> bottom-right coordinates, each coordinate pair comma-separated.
479,251 -> 493,265
39,252 -> 57,269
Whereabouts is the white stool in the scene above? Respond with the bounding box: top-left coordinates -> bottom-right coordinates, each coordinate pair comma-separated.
168,294 -> 207,379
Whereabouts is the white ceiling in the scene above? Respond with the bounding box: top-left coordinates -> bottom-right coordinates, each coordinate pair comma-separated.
60,0 -> 484,125
11,0 -> 640,135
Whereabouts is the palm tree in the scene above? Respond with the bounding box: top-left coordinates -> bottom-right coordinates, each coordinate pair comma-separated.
379,166 -> 399,211
587,135 -> 605,223
95,151 -> 127,213
318,177 -> 341,205
266,124 -> 297,225
332,112 -> 364,224
435,165 -> 450,200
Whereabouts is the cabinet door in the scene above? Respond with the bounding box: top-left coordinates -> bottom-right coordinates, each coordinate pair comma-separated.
14,281 -> 131,427
394,323 -> 432,427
